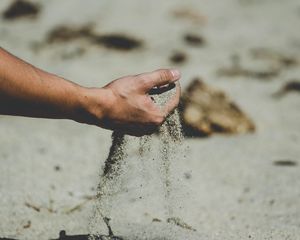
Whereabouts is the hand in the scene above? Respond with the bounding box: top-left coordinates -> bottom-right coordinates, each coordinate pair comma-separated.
81,69 -> 181,136
0,48 -> 180,133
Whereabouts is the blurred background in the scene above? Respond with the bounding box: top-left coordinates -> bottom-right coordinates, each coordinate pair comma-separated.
0,0 -> 300,239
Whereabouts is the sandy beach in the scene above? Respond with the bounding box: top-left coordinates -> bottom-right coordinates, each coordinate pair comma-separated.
0,0 -> 300,239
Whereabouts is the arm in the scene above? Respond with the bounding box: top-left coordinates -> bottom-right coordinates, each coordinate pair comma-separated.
0,47 -> 89,121
0,48 -> 181,136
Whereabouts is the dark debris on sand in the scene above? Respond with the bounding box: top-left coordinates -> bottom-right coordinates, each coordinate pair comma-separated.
273,80 -> 300,98
184,33 -> 205,46
0,230 -> 123,240
46,25 -> 142,51
180,78 -> 255,137
218,49 -> 299,81
251,48 -> 299,68
169,51 -> 187,64
52,230 -> 123,240
46,25 -> 94,44
92,34 -> 142,51
273,160 -> 297,167
2,0 -> 40,20
217,55 -> 280,80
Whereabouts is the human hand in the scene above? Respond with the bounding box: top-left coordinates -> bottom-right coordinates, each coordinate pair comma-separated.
80,69 -> 181,136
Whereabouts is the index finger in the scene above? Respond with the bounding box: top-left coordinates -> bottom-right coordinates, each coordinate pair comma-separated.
137,69 -> 181,92
162,82 -> 181,117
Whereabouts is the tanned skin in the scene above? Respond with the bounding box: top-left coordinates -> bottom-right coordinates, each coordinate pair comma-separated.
0,48 -> 181,136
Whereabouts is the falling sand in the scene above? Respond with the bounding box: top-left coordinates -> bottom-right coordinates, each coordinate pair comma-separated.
88,85 -> 202,240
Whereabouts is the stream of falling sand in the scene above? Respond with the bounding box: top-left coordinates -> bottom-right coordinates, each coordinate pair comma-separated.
88,86 -> 193,240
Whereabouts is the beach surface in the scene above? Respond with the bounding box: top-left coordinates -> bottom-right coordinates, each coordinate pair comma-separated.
0,0 -> 300,239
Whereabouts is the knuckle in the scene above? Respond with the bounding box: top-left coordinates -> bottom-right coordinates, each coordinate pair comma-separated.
136,76 -> 149,88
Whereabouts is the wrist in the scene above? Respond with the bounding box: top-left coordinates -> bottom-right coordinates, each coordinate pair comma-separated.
73,86 -> 112,126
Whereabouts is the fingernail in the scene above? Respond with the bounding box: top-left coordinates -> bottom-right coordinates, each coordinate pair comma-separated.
171,69 -> 181,79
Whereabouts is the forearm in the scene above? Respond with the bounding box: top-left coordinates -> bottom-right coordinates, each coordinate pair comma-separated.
0,48 -> 99,122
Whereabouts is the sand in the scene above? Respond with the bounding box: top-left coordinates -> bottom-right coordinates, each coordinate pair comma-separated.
0,0 -> 300,239
88,86 -> 200,239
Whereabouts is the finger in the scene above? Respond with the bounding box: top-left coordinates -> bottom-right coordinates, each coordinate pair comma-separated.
162,82 -> 181,116
148,82 -> 176,95
137,69 -> 181,92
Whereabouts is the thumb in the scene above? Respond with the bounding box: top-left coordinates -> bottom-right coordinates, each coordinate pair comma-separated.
137,69 -> 181,92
